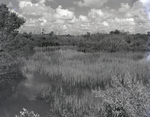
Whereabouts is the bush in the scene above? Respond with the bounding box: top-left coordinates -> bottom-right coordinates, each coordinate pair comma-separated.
15,108 -> 40,117
93,72 -> 150,117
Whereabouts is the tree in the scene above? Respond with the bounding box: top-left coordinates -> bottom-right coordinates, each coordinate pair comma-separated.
0,4 -> 25,101
83,32 -> 91,38
110,29 -> 121,35
49,31 -> 54,37
0,4 -> 25,44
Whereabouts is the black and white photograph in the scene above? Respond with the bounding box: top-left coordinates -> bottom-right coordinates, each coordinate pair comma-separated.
0,0 -> 150,117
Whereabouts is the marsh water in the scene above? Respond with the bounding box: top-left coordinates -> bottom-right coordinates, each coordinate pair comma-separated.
0,72 -> 93,117
0,48 -> 94,117
0,50 -> 51,117
0,75 -> 51,117
1,48 -> 143,117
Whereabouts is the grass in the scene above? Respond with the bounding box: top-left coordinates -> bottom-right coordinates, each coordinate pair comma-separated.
20,47 -> 150,117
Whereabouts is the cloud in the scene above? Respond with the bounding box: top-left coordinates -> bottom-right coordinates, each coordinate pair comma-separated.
123,1 -> 149,24
39,0 -> 46,4
68,7 -> 75,11
17,0 -> 150,35
18,2 -> 77,34
140,0 -> 150,5
119,3 -> 130,12
54,5 -> 75,20
24,18 -> 38,26
9,8 -> 25,19
7,2 -> 13,8
18,0 -> 52,16
139,0 -> 150,19
47,0 -> 54,2
103,21 -> 109,26
19,1 -> 33,9
38,18 -> 47,26
88,9 -> 104,18
74,0 -> 107,8
78,15 -> 89,22
123,0 -> 150,33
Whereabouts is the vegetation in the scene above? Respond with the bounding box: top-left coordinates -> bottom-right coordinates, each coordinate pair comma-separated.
21,49 -> 150,117
0,4 -> 25,50
0,3 -> 150,117
13,30 -> 148,53
15,108 -> 40,117
0,4 -> 26,102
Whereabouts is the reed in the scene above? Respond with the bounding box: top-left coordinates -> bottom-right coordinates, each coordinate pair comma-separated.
21,48 -> 150,117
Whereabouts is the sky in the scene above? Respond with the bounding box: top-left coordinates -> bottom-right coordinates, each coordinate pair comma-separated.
1,0 -> 150,35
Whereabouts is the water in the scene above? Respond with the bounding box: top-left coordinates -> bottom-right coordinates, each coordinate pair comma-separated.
0,94 -> 50,117
0,75 -> 92,117
0,49 -> 89,117
0,71 -> 51,117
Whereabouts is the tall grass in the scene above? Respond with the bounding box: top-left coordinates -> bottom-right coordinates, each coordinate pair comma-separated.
22,49 -> 148,89
21,48 -> 150,117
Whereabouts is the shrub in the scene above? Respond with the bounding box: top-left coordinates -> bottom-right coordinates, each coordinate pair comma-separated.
93,72 -> 150,117
15,108 -> 40,117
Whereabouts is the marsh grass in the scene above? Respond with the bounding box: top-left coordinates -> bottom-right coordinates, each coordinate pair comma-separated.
21,48 -> 150,117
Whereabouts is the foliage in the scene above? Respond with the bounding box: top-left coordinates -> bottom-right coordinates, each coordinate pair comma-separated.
83,32 -> 91,38
21,49 -> 150,117
28,32 -> 148,53
0,4 -> 25,43
15,108 -> 40,117
0,4 -> 26,102
0,4 -> 28,57
93,73 -> 150,117
0,51 -> 25,101
110,29 -> 121,35
15,29 -> 149,53
49,31 -> 54,37
4,34 -> 34,57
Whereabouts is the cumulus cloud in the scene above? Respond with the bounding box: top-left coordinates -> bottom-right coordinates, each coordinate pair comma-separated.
74,0 -> 107,8
88,9 -> 104,18
18,0 -> 53,16
119,3 -> 130,12
103,21 -> 109,26
38,18 -> 47,26
25,18 -> 38,26
123,0 -> 150,33
17,1 -> 77,34
78,15 -> 89,22
39,0 -> 46,4
139,0 -> 150,20
123,1 -> 149,25
17,0 -> 150,34
19,1 -> 33,9
54,6 -> 75,20
140,0 -> 150,5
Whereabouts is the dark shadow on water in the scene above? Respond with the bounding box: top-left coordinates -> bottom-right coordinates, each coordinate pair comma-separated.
0,72 -> 50,117
0,93 -> 50,117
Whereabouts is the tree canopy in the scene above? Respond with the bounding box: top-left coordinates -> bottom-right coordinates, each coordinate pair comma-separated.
0,3 -> 25,41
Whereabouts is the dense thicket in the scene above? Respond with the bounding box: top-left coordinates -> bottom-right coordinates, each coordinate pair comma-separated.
0,3 -> 25,101
16,31 -> 149,53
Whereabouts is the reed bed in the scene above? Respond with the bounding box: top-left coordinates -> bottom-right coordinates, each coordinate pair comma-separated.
20,48 -> 150,117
